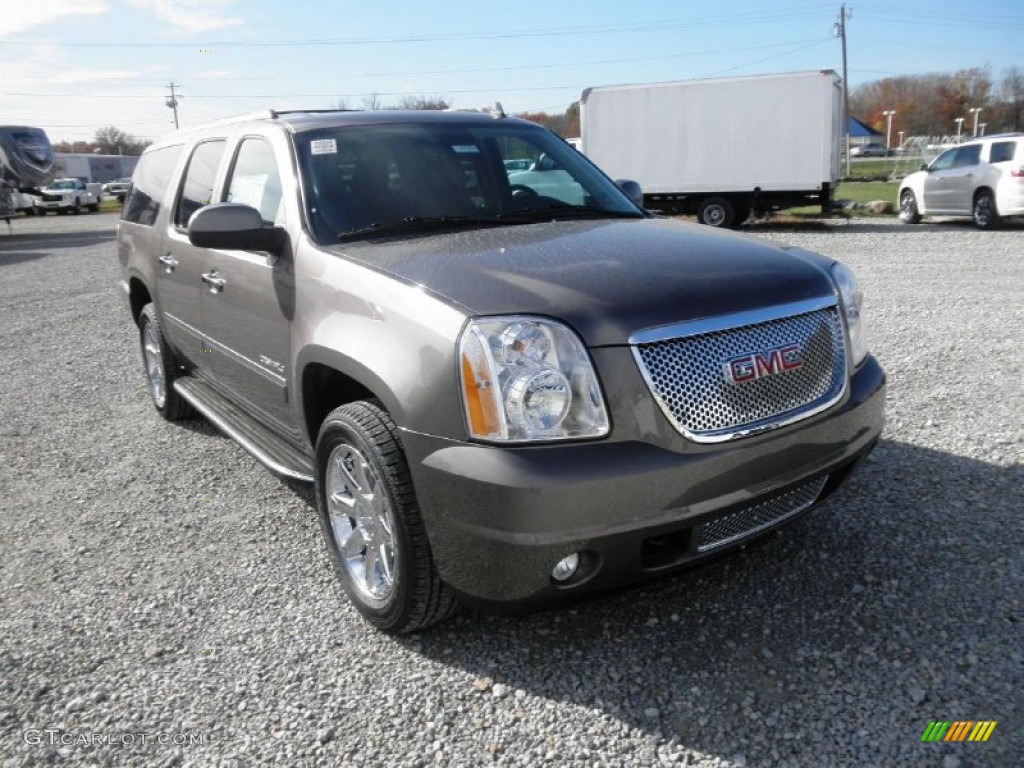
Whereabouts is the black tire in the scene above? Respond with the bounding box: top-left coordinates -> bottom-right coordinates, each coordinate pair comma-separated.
88,203 -> 99,213
899,190 -> 921,224
315,401 -> 456,633
697,197 -> 735,227
972,190 -> 1000,230
138,304 -> 191,421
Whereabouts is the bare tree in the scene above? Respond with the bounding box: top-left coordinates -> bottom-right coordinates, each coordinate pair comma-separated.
361,93 -> 382,111
395,95 -> 451,110
1001,66 -> 1024,131
93,126 -> 150,156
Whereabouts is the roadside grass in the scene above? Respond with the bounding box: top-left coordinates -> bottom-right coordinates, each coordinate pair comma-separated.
99,200 -> 121,213
784,180 -> 899,219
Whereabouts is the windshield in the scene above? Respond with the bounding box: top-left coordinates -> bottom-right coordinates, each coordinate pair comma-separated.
52,180 -> 76,189
294,120 -> 642,243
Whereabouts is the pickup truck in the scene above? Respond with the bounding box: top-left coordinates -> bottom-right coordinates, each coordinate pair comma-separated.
36,177 -> 101,214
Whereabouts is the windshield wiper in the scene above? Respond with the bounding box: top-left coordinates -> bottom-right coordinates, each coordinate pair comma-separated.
336,207 -> 642,240
507,203 -> 643,221
338,215 -> 508,240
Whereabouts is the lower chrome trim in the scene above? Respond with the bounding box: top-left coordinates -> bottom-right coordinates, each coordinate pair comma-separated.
173,380 -> 313,482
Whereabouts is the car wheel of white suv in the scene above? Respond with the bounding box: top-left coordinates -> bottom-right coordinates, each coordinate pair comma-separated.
899,190 -> 921,224
972,191 -> 1000,230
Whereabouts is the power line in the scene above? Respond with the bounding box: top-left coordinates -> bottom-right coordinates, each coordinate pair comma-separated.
701,38 -> 831,78
49,38 -> 828,85
1,7 -> 833,48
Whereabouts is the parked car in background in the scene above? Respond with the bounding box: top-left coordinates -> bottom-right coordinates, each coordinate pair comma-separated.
35,177 -> 100,214
102,178 -> 132,202
898,133 -> 1024,229
850,143 -> 887,158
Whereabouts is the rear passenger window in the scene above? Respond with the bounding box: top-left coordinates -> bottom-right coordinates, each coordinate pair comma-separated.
224,138 -> 284,226
990,142 -> 1017,163
175,140 -> 226,229
122,145 -> 183,226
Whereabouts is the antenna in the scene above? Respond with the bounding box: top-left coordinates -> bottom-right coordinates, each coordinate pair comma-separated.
492,102 -> 506,119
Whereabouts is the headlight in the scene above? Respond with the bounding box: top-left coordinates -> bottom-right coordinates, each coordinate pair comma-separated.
831,262 -> 869,366
459,316 -> 609,442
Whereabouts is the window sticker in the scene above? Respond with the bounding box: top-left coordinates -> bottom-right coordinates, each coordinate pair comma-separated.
451,145 -> 480,154
310,139 -> 337,155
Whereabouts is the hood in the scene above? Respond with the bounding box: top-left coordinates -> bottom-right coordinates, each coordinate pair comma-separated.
329,218 -> 837,347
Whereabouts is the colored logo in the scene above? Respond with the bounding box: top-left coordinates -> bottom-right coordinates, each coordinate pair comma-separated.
920,721 -> 997,742
724,343 -> 803,384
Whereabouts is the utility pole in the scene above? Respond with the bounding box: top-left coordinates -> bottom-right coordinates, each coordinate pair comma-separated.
833,5 -> 852,177
165,82 -> 182,130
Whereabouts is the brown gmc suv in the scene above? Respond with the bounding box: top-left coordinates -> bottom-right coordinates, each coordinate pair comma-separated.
118,109 -> 885,632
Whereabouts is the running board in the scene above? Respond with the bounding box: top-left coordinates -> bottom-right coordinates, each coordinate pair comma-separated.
174,377 -> 315,482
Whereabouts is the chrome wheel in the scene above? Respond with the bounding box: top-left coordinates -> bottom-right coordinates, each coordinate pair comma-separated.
142,321 -> 166,408
326,442 -> 396,603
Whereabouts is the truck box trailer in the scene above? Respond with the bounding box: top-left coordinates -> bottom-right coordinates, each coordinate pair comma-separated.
580,70 -> 843,226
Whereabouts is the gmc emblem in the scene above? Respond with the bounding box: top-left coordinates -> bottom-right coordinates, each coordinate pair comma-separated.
724,343 -> 803,384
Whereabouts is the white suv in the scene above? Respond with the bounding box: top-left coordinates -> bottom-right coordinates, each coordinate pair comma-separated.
898,133 -> 1024,229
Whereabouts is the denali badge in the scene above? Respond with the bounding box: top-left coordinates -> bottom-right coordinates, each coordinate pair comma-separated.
724,344 -> 803,384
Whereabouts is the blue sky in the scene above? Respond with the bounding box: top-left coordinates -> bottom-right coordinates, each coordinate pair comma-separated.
1,0 -> 1020,143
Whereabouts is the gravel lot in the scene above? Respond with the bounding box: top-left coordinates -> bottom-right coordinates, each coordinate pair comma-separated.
1,213 -> 1021,767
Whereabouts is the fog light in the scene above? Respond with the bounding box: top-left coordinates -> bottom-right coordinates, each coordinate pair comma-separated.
551,553 -> 581,582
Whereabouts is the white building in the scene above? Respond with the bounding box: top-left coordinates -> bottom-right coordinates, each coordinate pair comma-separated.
54,153 -> 139,183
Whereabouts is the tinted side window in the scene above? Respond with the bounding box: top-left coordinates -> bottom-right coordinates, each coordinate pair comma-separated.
175,140 -> 226,229
955,144 -> 981,167
990,141 -> 1017,164
225,138 -> 284,226
930,148 -> 958,171
122,145 -> 183,226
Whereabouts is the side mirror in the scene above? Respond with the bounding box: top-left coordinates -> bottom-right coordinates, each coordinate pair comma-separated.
188,203 -> 285,252
615,179 -> 644,209
920,163 -> 930,172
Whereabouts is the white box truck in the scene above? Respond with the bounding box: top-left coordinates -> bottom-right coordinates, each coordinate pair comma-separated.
580,70 -> 843,226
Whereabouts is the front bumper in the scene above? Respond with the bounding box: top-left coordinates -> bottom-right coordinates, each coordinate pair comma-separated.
402,355 -> 885,607
36,200 -> 73,211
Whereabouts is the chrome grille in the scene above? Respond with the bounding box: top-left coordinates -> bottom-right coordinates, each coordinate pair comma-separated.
633,305 -> 846,442
697,476 -> 828,552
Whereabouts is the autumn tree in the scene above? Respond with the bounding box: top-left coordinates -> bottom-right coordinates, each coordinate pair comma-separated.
93,126 -> 149,155
999,66 -> 1024,131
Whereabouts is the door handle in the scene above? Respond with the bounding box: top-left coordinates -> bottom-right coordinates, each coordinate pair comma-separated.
201,270 -> 226,293
158,254 -> 178,272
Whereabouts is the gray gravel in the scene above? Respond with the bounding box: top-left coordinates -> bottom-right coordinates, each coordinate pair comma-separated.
1,213 -> 1021,767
